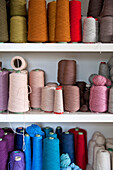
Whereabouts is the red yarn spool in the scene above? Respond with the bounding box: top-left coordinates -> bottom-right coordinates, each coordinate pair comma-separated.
70,0 -> 82,42
69,127 -> 88,166
76,132 -> 86,170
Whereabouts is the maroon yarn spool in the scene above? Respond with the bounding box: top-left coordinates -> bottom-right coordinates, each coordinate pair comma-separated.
3,127 -> 14,133
58,60 -> 76,85
76,81 -> 86,93
63,86 -> 80,112
4,132 -> 15,153
0,138 -> 8,170
70,0 -> 82,42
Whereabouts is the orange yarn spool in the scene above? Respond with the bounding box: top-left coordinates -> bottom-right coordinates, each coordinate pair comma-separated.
48,1 -> 56,42
56,0 -> 71,42
28,0 -> 48,42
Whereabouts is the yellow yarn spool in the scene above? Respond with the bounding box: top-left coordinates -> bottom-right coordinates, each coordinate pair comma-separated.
10,0 -> 26,16
48,1 -> 56,42
10,16 -> 27,43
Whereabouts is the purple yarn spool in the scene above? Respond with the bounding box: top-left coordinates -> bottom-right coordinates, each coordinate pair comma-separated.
0,128 -> 4,138
0,138 -> 8,170
4,132 -> 15,153
9,151 -> 25,170
0,71 -> 9,112
3,127 -> 14,133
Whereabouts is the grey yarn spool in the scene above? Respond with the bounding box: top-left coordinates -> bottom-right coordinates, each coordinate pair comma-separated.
0,0 -> 8,42
100,0 -> 113,17
99,62 -> 109,78
93,145 -> 105,170
108,57 -> 113,69
108,87 -> 113,113
89,74 -> 98,84
96,135 -> 106,146
100,17 -> 113,43
83,17 -> 96,43
110,67 -> 113,77
87,0 -> 104,18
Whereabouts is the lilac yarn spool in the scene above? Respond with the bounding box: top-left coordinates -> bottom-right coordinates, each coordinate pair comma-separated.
0,138 -> 8,170
0,128 -> 4,138
4,132 -> 15,153
9,151 -> 25,170
90,86 -> 108,112
0,70 -> 9,112
93,75 -> 107,86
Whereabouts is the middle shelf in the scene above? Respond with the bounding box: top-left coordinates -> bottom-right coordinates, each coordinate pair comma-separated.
1,111 -> 113,123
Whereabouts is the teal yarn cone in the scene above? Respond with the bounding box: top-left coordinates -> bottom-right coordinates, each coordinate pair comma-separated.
24,134 -> 31,170
42,127 -> 53,137
48,132 -> 57,139
32,135 -> 42,170
43,137 -> 60,170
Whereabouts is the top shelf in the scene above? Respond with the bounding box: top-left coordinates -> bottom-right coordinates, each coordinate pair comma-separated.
0,43 -> 113,53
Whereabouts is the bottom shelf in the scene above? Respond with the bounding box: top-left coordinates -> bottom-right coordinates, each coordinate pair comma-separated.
0,110 -> 113,122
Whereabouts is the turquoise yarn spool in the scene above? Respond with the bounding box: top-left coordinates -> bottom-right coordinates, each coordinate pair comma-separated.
32,135 -> 42,170
42,127 -> 53,137
24,134 -> 31,170
47,132 -> 57,138
43,137 -> 60,170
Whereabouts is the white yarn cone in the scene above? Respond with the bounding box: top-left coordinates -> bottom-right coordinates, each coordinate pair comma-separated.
88,140 -> 96,166
54,87 -> 64,114
41,86 -> 55,113
96,149 -> 111,170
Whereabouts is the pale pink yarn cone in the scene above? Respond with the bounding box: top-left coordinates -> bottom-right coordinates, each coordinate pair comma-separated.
29,70 -> 44,109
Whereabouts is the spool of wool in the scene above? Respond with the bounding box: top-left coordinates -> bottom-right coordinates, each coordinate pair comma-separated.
87,0 -> 104,18
60,153 -> 71,168
88,140 -> 96,166
108,87 -> 113,113
100,0 -> 113,17
96,135 -> 106,146
0,138 -> 8,170
4,132 -> 15,153
89,74 -> 98,84
63,86 -> 80,112
10,0 -> 26,16
99,62 -> 109,78
96,150 -> 111,170
58,60 -> 76,85
100,17 -> 113,43
93,75 -> 107,86
46,82 -> 58,87
0,128 -> 4,138
106,142 -> 113,150
83,17 -> 96,43
26,124 -> 45,138
92,131 -> 102,141
42,127 -> 53,137
107,57 -> 113,69
90,85 -> 108,112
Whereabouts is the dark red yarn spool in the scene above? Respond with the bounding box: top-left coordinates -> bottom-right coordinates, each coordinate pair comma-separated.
70,0 -> 82,42
76,133 -> 86,170
69,128 -> 87,167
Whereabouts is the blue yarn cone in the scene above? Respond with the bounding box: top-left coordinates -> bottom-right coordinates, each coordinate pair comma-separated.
24,134 -> 31,170
48,132 -> 57,138
32,135 -> 43,170
43,137 -> 60,170
42,127 -> 53,137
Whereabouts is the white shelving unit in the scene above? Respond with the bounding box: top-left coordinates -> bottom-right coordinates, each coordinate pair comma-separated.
0,43 -> 113,52
1,111 -> 113,123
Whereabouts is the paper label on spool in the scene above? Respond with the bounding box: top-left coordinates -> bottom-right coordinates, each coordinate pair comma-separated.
0,138 -> 2,141
49,137 -> 54,140
49,132 -> 54,135
15,156 -> 21,161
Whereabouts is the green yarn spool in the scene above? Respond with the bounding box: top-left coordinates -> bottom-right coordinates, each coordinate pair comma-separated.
10,16 -> 27,43
0,0 -> 8,42
10,0 -> 26,16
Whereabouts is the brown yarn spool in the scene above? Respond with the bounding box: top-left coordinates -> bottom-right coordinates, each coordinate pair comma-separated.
55,0 -> 70,42
48,1 -> 56,42
76,81 -> 86,93
28,0 -> 48,42
87,0 -> 104,18
0,0 -> 8,42
100,0 -> 113,17
64,86 -> 80,112
58,60 -> 76,85
100,16 -> 113,43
